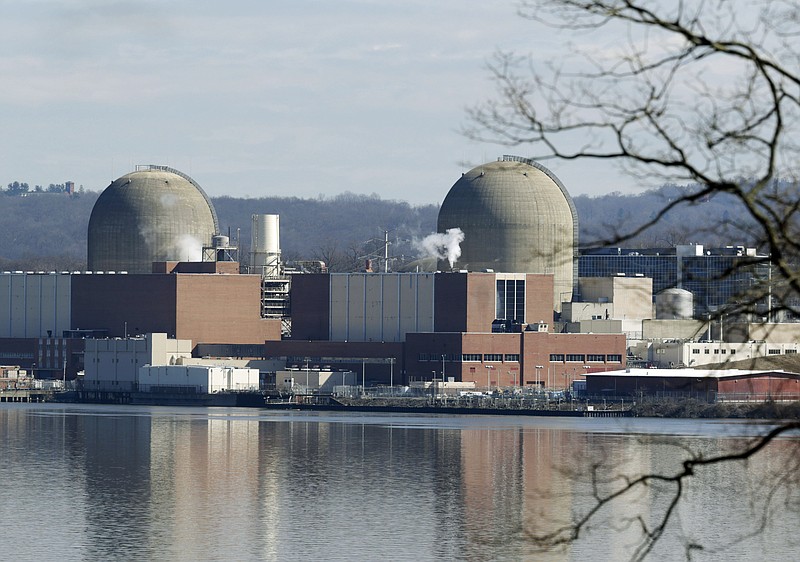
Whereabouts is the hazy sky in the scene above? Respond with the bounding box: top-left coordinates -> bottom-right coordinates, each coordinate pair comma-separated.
0,0 -> 638,204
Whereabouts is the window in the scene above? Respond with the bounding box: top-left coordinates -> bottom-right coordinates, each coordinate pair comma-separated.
731,349 -> 737,355
462,353 -> 481,362
483,353 -> 503,362
566,354 -> 585,362
786,349 -> 797,354
714,349 -> 719,354
607,354 -> 622,362
504,354 -> 520,362
496,279 -> 526,322
721,349 -> 727,354
704,349 -> 710,354
550,354 -> 564,362
768,349 -> 781,355
586,354 -> 605,362
418,353 -> 428,361
692,349 -> 700,354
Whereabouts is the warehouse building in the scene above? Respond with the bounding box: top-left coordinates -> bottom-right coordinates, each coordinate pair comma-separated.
586,368 -> 800,402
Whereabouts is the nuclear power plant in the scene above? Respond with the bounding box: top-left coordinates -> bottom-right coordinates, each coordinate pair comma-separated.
0,156 -> 791,401
438,155 -> 578,311
88,165 -> 219,273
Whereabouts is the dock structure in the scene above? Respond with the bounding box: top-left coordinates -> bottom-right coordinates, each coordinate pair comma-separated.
263,400 -> 633,417
0,389 -> 53,403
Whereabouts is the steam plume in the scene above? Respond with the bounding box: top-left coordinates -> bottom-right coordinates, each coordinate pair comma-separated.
175,235 -> 202,262
416,228 -> 465,268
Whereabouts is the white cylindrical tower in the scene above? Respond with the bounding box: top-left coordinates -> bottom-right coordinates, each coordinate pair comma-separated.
251,214 -> 281,276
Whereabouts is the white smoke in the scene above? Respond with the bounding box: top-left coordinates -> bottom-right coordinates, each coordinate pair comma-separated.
175,235 -> 202,262
416,228 -> 465,268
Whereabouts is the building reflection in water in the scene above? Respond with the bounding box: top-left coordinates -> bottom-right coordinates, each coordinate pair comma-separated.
1,407 -> 798,561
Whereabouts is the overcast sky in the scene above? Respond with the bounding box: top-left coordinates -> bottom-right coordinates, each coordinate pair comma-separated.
0,0 -> 639,204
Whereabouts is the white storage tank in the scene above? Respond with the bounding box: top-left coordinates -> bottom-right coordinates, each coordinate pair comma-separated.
655,288 -> 694,319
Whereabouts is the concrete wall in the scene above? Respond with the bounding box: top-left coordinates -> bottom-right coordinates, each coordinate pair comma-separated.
642,319 -> 708,341
747,323 -> 800,344
83,333 -> 193,391
84,337 -> 149,391
0,273 -> 72,338
578,276 -> 652,320
276,369 -> 357,391
138,365 -> 259,393
562,302 -> 614,323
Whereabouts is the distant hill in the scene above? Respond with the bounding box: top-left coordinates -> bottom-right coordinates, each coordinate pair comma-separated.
0,182 -> 771,271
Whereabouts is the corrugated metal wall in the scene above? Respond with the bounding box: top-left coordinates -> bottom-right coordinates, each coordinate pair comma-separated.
329,273 -> 434,342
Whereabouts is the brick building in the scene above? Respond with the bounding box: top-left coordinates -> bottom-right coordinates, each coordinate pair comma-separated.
271,271 -> 626,387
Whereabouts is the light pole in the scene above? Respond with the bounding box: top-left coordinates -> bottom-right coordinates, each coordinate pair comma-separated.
390,357 -> 394,389
485,365 -> 495,393
305,357 -> 310,390
535,365 -> 544,388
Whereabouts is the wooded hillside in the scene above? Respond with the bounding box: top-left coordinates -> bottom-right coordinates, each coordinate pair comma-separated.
0,182 -> 765,271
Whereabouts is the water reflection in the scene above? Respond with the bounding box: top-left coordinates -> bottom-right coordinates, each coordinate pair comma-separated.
0,405 -> 797,561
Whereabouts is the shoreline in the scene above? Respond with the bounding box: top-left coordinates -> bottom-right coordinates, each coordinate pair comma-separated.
34,391 -> 800,420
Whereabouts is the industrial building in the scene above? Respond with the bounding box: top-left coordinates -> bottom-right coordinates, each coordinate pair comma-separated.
5,157 -> 797,397
0,165 -> 286,380
586,368 -> 800,402
83,333 -> 260,398
438,155 -> 578,312
579,244 -> 771,318
267,270 -> 626,388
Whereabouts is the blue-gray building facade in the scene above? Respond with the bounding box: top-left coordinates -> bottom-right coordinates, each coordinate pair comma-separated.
578,245 -> 771,318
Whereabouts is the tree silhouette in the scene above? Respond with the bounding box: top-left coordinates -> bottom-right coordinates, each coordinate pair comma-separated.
465,0 -> 800,557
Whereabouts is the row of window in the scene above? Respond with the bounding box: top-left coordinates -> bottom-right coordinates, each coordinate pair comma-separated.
549,354 -> 622,363
691,348 -> 737,355
689,347 -> 799,356
419,353 -> 620,363
418,353 -> 520,363
766,349 -> 798,355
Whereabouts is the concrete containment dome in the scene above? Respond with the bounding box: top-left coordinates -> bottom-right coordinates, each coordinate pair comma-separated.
87,165 -> 219,274
437,155 -> 578,311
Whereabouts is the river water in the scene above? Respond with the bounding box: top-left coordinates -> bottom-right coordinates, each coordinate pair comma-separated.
0,404 -> 797,561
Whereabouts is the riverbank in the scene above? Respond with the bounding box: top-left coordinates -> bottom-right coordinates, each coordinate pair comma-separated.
321,396 -> 800,420
47,391 -> 800,419
630,399 -> 800,419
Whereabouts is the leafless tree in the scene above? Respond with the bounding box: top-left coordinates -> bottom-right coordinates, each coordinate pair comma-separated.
466,0 -> 800,310
465,0 -> 800,556
312,240 -> 364,273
